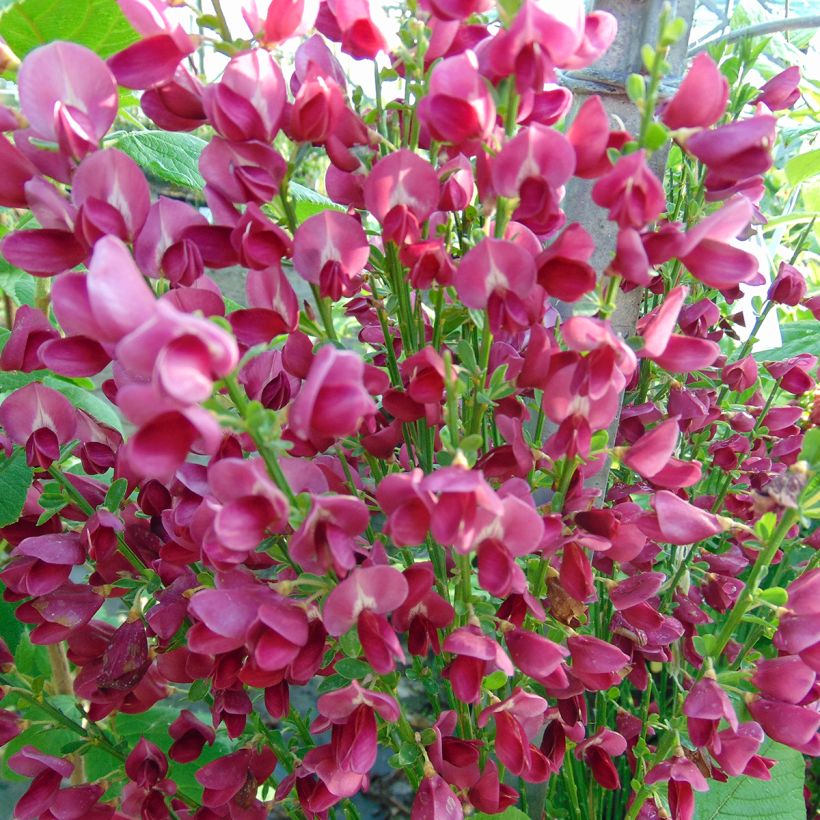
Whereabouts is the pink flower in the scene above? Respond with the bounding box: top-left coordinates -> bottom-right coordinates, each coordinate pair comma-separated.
535,223 -> 596,301
377,469 -> 435,547
756,66 -> 801,111
566,95 -> 630,179
492,124 -> 575,235
290,494 -> 370,576
683,677 -> 738,748
323,565 -> 408,673
592,150 -> 666,229
443,626 -> 514,703
203,50 -> 286,142
8,746 -> 73,820
0,383 -> 77,469
140,66 -> 206,131
316,0 -> 388,59
18,42 -> 117,159
768,261 -> 806,306
661,53 -> 728,130
567,635 -> 630,690
168,709 -> 216,763
575,728 -> 627,789
0,306 -> 59,372
293,211 -> 370,299
109,0 -> 195,89
289,345 -> 376,445
252,0 -> 320,44
417,52 -> 496,149
412,774 -> 464,819
196,747 -> 276,814
645,756 -> 708,820
648,490 -> 724,545
392,562 -> 455,655
454,238 -> 539,334
364,149 -> 439,244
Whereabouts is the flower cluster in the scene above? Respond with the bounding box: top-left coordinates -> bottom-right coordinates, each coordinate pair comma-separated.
0,1 -> 816,819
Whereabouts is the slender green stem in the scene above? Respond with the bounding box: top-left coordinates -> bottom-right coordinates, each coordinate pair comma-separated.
47,467 -> 149,576
702,508 -> 799,672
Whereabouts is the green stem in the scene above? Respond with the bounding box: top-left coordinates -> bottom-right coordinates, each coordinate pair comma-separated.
702,508 -> 799,672
47,467 -> 149,577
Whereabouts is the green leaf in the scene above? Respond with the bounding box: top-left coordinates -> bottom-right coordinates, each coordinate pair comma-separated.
0,0 -> 138,58
785,148 -> 820,186
754,321 -> 820,363
0,447 -> 33,527
800,427 -> 820,469
694,737 -> 805,819
474,809 -> 530,820
289,182 -> 344,223
103,477 -> 129,512
111,131 -> 207,192
42,376 -> 123,432
334,658 -> 371,679
0,584 -> 24,652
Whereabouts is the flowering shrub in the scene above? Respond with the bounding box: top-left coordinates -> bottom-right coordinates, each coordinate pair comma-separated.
0,0 -> 817,818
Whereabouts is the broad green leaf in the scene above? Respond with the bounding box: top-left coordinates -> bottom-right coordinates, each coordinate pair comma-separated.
0,268 -> 36,307
42,376 -> 124,433
694,737 -> 805,819
0,0 -> 138,59
0,447 -> 33,527
786,149 -> 820,186
753,321 -> 820,363
290,181 -> 344,223
112,131 -> 207,192
474,809 -> 530,820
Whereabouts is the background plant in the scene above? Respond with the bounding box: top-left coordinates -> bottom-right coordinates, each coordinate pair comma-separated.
0,0 -> 817,819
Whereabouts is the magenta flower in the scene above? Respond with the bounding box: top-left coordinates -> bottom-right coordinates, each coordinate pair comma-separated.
683,677 -> 738,748
141,66 -> 206,131
196,747 -> 276,813
290,494 -> 370,576
364,149 -> 439,244
649,490 -> 724,545
109,0 -> 195,89
566,95 -> 630,179
18,42 -> 117,159
756,66 -> 801,111
323,565 -> 408,673
251,0 -> 320,44
203,50 -> 286,143
711,722 -> 765,777
592,150 -> 666,230
125,738 -> 168,788
768,261 -> 806,306
0,533 -> 84,597
417,51 -> 496,149
97,618 -> 151,692
393,562 -> 455,655
8,746 -> 73,820
535,223 -> 597,302
443,626 -> 514,704
412,773 -> 463,819
289,345 -> 376,445
0,383 -> 77,469
568,635 -> 630,690
575,728 -> 627,789
661,53 -> 728,130
645,756 -> 708,820
293,211 -> 370,299
0,306 -> 60,372
454,238 -> 539,334
317,0 -> 387,59
492,124 -> 575,235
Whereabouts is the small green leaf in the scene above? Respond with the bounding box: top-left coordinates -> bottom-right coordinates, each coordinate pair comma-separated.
757,586 -> 788,606
644,121 -> 670,151
289,182 -> 344,223
112,131 -> 207,192
0,0 -> 138,58
626,73 -> 646,103
103,478 -> 129,513
334,658 -> 371,679
799,428 -> 820,468
188,678 -> 211,702
483,670 -> 508,690
0,447 -> 33,527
